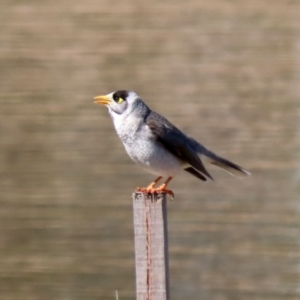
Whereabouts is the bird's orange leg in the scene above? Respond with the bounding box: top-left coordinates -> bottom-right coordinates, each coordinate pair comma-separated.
136,176 -> 162,193
155,177 -> 174,199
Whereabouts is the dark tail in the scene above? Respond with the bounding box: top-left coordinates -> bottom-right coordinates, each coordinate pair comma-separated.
189,138 -> 251,177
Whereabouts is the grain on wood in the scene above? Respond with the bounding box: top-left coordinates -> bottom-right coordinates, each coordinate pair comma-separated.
133,192 -> 170,300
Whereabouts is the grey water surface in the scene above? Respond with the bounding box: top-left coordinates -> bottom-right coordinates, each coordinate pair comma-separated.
0,1 -> 299,299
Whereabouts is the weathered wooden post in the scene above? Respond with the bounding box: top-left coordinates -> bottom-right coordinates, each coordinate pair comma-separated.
133,192 -> 170,300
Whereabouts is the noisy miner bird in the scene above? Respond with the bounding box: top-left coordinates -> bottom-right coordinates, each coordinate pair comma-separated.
94,90 -> 250,198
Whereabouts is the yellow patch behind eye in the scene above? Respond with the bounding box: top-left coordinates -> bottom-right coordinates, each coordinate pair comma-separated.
117,97 -> 124,103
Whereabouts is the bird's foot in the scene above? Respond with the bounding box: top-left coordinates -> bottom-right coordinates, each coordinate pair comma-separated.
135,186 -> 174,200
136,182 -> 156,194
135,187 -> 154,194
136,176 -> 174,200
155,184 -> 175,200
135,177 -> 161,194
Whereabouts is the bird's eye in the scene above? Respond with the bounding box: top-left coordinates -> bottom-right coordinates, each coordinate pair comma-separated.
113,95 -> 124,103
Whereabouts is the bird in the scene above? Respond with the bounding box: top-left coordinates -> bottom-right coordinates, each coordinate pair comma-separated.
94,90 -> 250,198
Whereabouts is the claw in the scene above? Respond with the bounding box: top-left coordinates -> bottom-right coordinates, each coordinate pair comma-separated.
135,187 -> 152,193
135,186 -> 175,200
155,185 -> 175,200
135,176 -> 174,200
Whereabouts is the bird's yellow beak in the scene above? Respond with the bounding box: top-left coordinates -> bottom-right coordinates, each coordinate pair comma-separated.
94,95 -> 111,105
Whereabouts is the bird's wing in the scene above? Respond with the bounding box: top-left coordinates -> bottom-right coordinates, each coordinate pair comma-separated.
184,167 -> 207,181
145,111 -> 213,180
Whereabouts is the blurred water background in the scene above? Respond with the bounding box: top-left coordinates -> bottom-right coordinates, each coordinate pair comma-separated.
0,1 -> 300,299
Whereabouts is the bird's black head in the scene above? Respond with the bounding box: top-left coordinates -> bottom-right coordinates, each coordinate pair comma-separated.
94,90 -> 148,117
